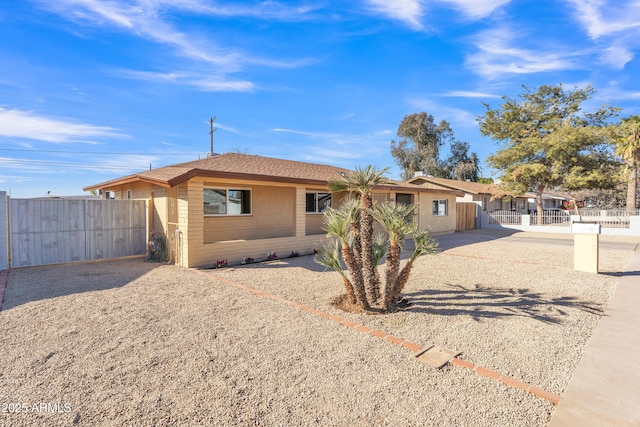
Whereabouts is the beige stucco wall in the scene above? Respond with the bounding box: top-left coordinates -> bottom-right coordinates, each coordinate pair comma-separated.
416,192 -> 457,234
202,183 -> 295,243
182,179 -> 328,267
101,177 -> 458,268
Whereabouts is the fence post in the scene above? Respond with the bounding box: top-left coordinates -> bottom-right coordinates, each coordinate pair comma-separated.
630,216 -> 640,236
0,192 -> 8,270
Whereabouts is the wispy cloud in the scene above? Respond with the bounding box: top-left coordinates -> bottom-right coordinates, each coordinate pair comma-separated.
272,127 -> 393,166
0,154 -> 158,175
465,27 -> 577,78
407,97 -> 477,128
566,0 -> 640,39
443,90 -> 501,98
115,69 -> 255,92
440,0 -> 511,19
599,45 -> 633,69
36,0 -> 317,91
565,0 -> 640,68
363,0 -> 424,30
164,0 -> 322,20
363,0 -> 510,29
0,108 -> 128,143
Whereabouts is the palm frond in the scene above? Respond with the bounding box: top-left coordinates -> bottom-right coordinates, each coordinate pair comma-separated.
371,202 -> 417,246
315,240 -> 346,278
409,230 -> 439,263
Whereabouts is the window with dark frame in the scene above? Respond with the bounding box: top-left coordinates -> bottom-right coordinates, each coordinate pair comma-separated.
204,188 -> 251,215
306,192 -> 331,213
432,199 -> 448,216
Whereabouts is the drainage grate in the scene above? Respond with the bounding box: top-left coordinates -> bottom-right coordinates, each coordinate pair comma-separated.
414,345 -> 461,369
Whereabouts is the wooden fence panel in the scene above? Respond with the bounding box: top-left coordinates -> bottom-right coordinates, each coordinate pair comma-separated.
456,202 -> 477,231
9,198 -> 146,268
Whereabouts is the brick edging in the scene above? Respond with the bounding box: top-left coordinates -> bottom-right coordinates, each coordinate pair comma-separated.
201,270 -> 560,405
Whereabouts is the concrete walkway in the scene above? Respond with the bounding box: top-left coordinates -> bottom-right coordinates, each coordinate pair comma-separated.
550,243 -> 640,426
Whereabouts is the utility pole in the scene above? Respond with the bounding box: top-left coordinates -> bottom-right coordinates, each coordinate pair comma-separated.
209,116 -> 217,157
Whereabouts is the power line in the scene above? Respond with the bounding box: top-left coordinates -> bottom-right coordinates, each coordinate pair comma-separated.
0,148 -> 201,155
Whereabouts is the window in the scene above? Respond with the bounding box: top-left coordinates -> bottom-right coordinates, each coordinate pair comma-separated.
306,192 -> 331,213
396,193 -> 413,206
432,199 -> 448,216
126,190 -> 132,200
204,188 -> 251,215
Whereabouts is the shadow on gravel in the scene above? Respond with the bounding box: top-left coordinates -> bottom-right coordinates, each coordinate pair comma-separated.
404,283 -> 604,324
600,270 -> 640,277
2,257 -> 161,311
434,229 -> 519,251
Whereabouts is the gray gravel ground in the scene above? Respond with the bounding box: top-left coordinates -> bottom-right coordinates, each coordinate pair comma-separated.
0,230 -> 637,427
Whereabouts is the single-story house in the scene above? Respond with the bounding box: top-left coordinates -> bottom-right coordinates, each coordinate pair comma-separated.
84,153 -> 462,268
407,175 -> 526,213
408,175 -> 569,214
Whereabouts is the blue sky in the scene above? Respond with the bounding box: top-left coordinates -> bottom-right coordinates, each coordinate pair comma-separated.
1,0 -> 639,197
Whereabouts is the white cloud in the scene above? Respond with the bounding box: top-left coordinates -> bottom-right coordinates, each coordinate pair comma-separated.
115,69 -> 255,92
36,0 -> 317,91
272,127 -> 392,165
364,0 -> 424,30
444,90 -> 501,98
363,0 -> 510,29
162,0 -> 321,20
439,0 -> 511,19
599,45 -> 634,69
0,108 -> 128,143
565,1 -> 640,68
465,28 -> 577,78
566,0 -> 640,39
407,98 -> 477,128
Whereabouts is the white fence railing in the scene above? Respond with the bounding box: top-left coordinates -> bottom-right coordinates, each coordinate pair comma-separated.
488,210 -> 522,225
481,210 -> 640,236
578,209 -> 639,228
531,211 -> 571,226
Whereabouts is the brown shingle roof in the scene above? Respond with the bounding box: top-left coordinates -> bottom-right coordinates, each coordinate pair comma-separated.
408,176 -> 497,195
84,153 -> 462,196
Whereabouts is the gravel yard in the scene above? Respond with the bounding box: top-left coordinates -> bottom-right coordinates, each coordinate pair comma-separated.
0,230 -> 637,426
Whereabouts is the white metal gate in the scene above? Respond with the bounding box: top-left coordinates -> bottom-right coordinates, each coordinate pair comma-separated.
8,198 -> 147,268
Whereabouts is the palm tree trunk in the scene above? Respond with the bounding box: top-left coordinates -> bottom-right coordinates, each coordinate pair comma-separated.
341,244 -> 369,310
341,277 -> 357,305
359,195 -> 377,307
393,262 -> 414,302
383,243 -> 401,311
628,160 -> 638,212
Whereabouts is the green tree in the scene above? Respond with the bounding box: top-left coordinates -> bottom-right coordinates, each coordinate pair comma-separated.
613,115 -> 640,211
478,84 -> 619,218
391,113 -> 453,180
316,166 -> 439,313
446,141 -> 480,181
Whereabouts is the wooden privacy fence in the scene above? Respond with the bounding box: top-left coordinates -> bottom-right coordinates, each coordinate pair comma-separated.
456,202 -> 477,231
7,198 -> 147,268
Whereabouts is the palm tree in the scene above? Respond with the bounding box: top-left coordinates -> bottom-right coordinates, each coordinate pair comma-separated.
370,202 -> 417,310
315,240 -> 358,305
320,200 -> 368,309
319,165 -> 439,313
615,116 -> 640,212
392,230 -> 439,302
329,166 -> 391,307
